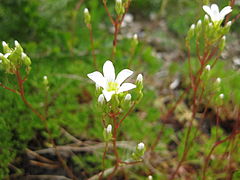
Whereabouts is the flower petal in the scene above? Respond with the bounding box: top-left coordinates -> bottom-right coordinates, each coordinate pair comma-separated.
118,83 -> 136,93
211,4 -> 220,21
102,90 -> 115,102
203,5 -> 213,17
103,60 -> 115,82
115,69 -> 133,85
211,4 -> 219,14
87,71 -> 106,88
220,6 -> 232,19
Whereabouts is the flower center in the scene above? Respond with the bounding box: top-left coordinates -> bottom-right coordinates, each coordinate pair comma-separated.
107,82 -> 119,92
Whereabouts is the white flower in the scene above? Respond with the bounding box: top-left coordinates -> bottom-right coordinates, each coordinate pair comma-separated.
106,124 -> 112,134
87,60 -> 136,102
124,94 -> 131,101
137,142 -> 145,150
98,94 -> 105,104
203,4 -> 232,23
136,74 -> 143,83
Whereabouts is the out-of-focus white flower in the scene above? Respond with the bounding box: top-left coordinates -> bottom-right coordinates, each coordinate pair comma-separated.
125,93 -> 131,101
88,60 -> 136,102
205,64 -> 211,71
106,124 -> 112,134
137,142 -> 145,150
203,4 -> 232,23
43,75 -> 48,80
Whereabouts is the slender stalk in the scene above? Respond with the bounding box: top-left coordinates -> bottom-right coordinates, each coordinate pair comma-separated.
87,24 -> 98,70
0,82 -> 18,94
107,113 -> 120,179
99,142 -> 108,180
15,69 -> 77,180
202,130 -> 240,180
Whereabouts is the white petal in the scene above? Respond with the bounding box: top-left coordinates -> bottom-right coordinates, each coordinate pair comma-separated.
103,60 -> 115,82
211,4 -> 219,14
102,90 -> 115,102
211,4 -> 220,21
115,69 -> 133,85
220,6 -> 232,19
203,5 -> 213,17
87,71 -> 106,88
117,83 -> 136,93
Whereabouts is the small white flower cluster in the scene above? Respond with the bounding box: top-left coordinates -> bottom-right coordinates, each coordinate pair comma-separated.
203,4 -> 232,24
188,4 -> 232,40
88,60 -> 143,104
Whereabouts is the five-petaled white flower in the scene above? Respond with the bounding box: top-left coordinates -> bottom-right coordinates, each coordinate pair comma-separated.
203,4 -> 232,23
87,60 -> 136,102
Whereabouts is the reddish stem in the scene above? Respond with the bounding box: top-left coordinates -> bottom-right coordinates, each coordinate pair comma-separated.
15,69 -> 77,180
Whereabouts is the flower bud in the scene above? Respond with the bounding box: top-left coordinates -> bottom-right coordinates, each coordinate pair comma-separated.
21,52 -> 31,66
219,36 -> 226,51
106,124 -> 112,134
204,14 -> 209,26
84,8 -> 91,25
148,175 -> 153,180
124,93 -> 131,101
187,24 -> 195,39
103,124 -> 112,142
137,142 -> 145,150
132,142 -> 146,160
219,93 -> 224,99
43,75 -> 48,85
196,20 -> 202,32
136,74 -> 143,83
98,94 -> 105,104
223,21 -> 231,34
115,0 -> 125,16
205,64 -> 211,71
132,34 -> 138,46
2,41 -> 11,54
216,77 -> 221,84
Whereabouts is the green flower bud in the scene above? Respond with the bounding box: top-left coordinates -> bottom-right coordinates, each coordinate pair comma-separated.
21,52 -> 31,66
196,20 -> 202,32
2,41 -> 12,54
132,142 -> 146,160
132,34 -> 138,47
219,36 -> 226,51
84,8 -> 91,25
187,24 -> 195,40
204,15 -> 209,27
222,21 -> 231,34
115,0 -> 125,16
103,124 -> 112,142
43,75 -> 49,86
